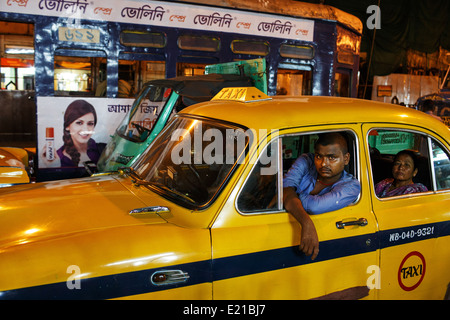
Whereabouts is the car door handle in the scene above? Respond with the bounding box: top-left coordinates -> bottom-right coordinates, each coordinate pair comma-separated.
129,206 -> 170,216
151,270 -> 190,286
336,218 -> 368,229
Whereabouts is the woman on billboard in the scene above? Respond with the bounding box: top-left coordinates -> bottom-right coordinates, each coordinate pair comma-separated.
41,99 -> 105,169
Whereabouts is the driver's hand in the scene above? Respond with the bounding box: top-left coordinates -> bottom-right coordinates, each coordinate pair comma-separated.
298,217 -> 319,260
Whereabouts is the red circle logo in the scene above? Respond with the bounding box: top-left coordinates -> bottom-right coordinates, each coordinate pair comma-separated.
397,251 -> 426,291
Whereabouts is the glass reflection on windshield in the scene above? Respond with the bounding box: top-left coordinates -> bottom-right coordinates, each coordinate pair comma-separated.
117,86 -> 172,143
133,117 -> 249,207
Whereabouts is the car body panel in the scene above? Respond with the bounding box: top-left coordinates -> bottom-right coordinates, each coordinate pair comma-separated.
181,96 -> 433,129
210,124 -> 379,300
0,175 -> 162,246
0,147 -> 30,185
0,93 -> 449,299
0,175 -> 212,299
362,123 -> 450,299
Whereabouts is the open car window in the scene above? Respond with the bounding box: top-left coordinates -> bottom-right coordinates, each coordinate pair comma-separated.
237,130 -> 358,214
237,139 -> 280,213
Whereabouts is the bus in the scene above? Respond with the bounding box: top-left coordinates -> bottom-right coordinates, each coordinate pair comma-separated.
416,55 -> 450,127
0,0 -> 362,181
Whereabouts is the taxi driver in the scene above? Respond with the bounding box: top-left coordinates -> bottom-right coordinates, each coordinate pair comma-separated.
283,132 -> 361,260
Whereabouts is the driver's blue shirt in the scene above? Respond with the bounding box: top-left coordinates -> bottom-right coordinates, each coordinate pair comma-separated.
283,153 -> 361,215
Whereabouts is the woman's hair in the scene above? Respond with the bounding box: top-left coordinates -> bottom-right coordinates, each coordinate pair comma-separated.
63,100 -> 97,166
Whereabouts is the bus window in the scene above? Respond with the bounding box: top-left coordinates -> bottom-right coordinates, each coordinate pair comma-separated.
117,29 -> 167,95
0,20 -> 36,147
280,44 -> 314,60
177,55 -> 219,76
0,21 -> 35,90
277,65 -> 312,96
117,60 -> 137,97
54,49 -> 106,96
1,55 -> 35,90
141,61 -> 165,84
231,40 -> 269,56
178,35 -> 220,52
119,30 -> 166,48
177,34 -> 220,76
177,62 -> 208,76
335,69 -> 351,97
116,59 -> 165,97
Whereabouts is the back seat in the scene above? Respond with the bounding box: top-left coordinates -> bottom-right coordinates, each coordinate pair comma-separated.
370,149 -> 432,190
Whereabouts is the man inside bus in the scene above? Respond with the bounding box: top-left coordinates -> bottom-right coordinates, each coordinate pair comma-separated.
283,132 -> 361,260
421,99 -> 443,122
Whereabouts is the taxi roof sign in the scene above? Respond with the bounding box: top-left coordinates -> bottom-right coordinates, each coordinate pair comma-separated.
212,87 -> 271,103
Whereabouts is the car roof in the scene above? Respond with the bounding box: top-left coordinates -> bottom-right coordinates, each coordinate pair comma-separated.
180,95 -> 449,135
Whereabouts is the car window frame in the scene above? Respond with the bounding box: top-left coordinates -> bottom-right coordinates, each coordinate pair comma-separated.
134,114 -> 253,210
428,137 -> 450,193
235,128 -> 361,216
366,126 -> 450,201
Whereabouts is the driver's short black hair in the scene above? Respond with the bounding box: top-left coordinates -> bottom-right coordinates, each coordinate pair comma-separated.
315,132 -> 349,154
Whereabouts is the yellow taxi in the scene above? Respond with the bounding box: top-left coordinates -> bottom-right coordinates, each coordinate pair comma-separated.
0,147 -> 32,187
0,87 -> 449,300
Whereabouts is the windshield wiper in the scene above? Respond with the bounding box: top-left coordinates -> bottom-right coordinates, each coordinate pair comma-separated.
150,181 -> 196,204
118,167 -> 195,203
119,167 -> 196,204
118,167 -> 150,186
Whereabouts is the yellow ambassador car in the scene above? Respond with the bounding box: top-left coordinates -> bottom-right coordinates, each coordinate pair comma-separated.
0,147 -> 32,187
0,88 -> 450,300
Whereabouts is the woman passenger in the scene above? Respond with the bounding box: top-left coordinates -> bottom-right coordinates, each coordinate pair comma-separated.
375,150 -> 428,198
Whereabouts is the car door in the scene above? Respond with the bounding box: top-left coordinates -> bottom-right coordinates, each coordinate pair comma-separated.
211,125 -> 379,300
364,124 -> 450,299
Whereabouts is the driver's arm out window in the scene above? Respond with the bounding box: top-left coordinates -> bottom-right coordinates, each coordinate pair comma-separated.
237,130 -> 359,214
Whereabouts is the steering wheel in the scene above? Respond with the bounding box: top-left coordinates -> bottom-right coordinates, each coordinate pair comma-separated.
180,164 -> 209,201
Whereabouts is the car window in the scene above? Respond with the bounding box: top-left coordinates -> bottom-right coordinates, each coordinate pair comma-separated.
116,86 -> 173,143
368,129 -> 433,198
237,140 -> 280,213
133,116 -> 249,208
237,130 -> 357,214
431,139 -> 450,190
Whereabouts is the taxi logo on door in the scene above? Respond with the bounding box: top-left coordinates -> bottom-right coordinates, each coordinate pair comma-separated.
397,251 -> 426,291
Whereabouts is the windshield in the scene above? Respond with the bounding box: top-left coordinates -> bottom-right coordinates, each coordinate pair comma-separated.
133,116 -> 249,208
116,86 -> 173,143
